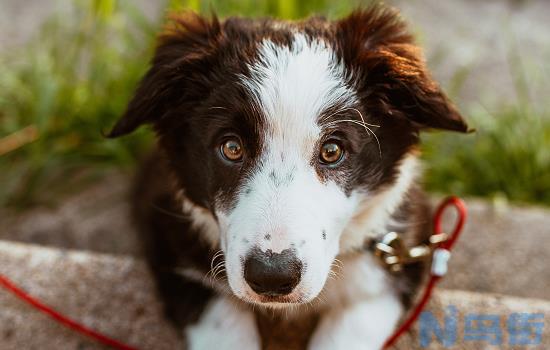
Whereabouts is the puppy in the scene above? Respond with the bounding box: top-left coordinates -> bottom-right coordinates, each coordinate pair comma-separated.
107,5 -> 468,349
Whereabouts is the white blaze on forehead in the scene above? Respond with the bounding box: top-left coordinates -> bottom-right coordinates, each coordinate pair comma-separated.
232,33 -> 358,250
242,33 -> 355,146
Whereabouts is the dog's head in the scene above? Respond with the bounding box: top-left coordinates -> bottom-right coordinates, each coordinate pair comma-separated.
108,6 -> 468,307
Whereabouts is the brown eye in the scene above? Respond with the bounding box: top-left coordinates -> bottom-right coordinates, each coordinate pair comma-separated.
220,137 -> 243,162
320,141 -> 344,165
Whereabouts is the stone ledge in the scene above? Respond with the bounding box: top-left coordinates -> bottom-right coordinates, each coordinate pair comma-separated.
1,241 -> 548,349
0,241 -> 181,350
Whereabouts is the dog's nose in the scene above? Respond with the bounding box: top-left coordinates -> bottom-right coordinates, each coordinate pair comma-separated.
244,248 -> 302,296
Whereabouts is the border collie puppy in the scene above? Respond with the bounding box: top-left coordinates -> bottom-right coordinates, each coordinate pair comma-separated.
107,5 -> 468,349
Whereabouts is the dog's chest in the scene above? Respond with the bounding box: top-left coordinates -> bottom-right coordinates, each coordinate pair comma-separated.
252,252 -> 395,348
256,312 -> 320,350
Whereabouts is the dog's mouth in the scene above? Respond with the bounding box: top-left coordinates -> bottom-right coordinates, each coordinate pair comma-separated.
239,289 -> 307,307
235,277 -> 309,307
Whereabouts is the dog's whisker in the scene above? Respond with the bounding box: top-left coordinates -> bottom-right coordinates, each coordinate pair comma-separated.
324,107 -> 383,158
212,268 -> 226,282
212,249 -> 224,260
210,267 -> 225,280
211,261 -> 225,275
325,118 -> 380,129
212,249 -> 223,264
325,119 -> 379,128
321,106 -> 355,123
349,107 -> 382,158
348,107 -> 380,127
151,203 -> 188,221
322,106 -> 379,126
210,250 -> 225,270
212,261 -> 225,271
206,259 -> 225,280
325,119 -> 382,157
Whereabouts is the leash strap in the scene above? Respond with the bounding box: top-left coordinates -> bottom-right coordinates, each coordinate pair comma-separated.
0,272 -> 138,350
383,196 -> 467,348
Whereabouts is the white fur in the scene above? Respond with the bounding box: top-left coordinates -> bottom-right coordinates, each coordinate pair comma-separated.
321,253 -> 391,309
309,293 -> 402,350
219,159 -> 360,305
241,33 -> 355,139
185,297 -> 261,350
218,34 -> 361,304
308,253 -> 402,349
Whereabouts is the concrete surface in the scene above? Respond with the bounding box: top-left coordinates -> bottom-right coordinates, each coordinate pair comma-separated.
1,240 -> 548,350
439,199 -> 550,300
1,173 -> 549,300
0,241 -> 181,350
0,172 -> 141,257
393,288 -> 550,350
0,0 -> 163,50
390,0 -> 550,109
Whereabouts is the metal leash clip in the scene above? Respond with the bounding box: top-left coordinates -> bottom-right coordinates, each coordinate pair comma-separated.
373,231 -> 449,273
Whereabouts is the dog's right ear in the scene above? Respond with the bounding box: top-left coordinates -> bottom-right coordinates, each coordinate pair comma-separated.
337,6 -> 470,133
106,12 -> 221,138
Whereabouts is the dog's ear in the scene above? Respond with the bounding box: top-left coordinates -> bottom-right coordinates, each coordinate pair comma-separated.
106,12 -> 221,138
338,7 -> 469,133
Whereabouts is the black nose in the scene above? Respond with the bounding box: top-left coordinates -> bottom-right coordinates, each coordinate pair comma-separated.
244,248 -> 302,296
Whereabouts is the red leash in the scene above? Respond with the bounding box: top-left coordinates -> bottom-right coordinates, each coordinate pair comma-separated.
383,196 -> 467,348
0,274 -> 138,350
0,197 -> 466,350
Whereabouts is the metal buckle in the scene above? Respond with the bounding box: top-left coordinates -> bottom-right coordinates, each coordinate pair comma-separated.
373,232 -> 448,273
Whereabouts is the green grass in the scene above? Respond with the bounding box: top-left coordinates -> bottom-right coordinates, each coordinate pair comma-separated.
0,0 -> 361,207
167,0 -> 361,19
422,105 -> 550,205
0,0 -> 549,208
0,1 -> 155,206
422,35 -> 550,206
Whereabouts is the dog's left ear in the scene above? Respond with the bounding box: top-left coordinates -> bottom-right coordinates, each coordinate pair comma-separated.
338,7 -> 470,133
106,12 -> 221,138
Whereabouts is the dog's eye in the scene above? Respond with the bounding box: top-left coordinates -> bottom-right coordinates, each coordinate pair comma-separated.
319,140 -> 344,165
220,137 -> 243,162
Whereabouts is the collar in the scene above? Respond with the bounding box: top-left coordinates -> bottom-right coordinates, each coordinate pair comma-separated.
377,196 -> 468,349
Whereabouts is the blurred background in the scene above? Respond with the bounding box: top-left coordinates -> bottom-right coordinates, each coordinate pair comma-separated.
0,0 -> 549,210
